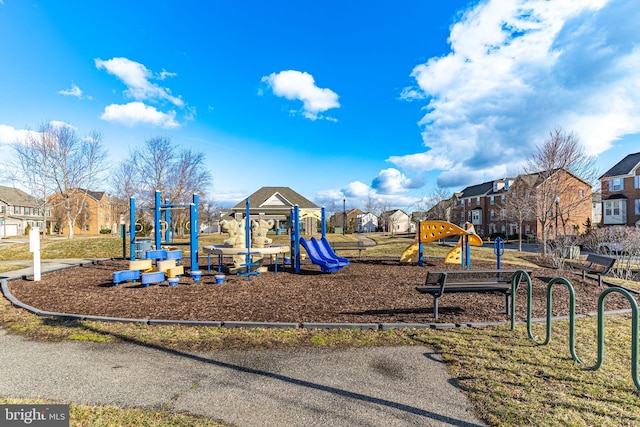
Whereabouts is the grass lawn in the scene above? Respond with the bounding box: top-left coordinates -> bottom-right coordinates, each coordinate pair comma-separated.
1,234 -> 640,426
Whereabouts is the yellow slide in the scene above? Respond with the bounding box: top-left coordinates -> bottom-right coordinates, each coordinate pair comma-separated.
400,221 -> 483,263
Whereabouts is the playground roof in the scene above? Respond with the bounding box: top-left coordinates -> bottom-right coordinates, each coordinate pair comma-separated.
230,187 -> 319,212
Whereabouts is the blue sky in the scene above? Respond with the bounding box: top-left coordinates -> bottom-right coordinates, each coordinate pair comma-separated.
1,0 -> 639,212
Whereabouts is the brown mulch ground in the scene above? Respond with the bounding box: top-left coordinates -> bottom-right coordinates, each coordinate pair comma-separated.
6,257 -> 634,325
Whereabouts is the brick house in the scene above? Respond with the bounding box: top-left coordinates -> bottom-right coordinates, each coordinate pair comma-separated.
599,152 -> 640,227
329,208 -> 363,233
48,189 -> 121,235
449,169 -> 592,239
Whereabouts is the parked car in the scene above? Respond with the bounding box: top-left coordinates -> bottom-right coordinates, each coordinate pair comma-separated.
598,241 -> 624,254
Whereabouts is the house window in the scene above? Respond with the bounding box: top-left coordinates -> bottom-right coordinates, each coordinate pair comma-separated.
635,175 -> 640,189
636,199 -> 640,215
605,200 -> 621,216
490,210 -> 495,219
501,195 -> 506,204
472,210 -> 481,224
579,189 -> 584,198
476,197 -> 480,204
24,207 -> 30,215
610,178 -> 624,191
84,225 -> 89,231
490,196 -> 495,205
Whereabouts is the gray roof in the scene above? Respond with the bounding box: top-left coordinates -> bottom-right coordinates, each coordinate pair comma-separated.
458,181 -> 494,198
78,188 -> 107,201
0,185 -> 39,207
231,187 -> 319,210
600,152 -> 640,178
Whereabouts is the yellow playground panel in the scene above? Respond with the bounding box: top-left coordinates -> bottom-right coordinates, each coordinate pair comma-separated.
400,221 -> 483,264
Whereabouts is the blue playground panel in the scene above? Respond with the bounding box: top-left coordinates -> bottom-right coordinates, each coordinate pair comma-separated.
141,271 -> 166,287
112,269 -> 141,286
145,249 -> 168,261
165,250 -> 183,263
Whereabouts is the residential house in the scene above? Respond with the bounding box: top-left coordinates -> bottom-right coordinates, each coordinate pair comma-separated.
503,170 -> 591,239
0,185 -> 51,237
329,208 -> 363,233
599,152 -> 640,227
379,209 -> 412,234
355,212 -> 378,233
591,192 -> 602,226
420,198 -> 454,222
449,170 -> 591,239
450,180 -> 495,236
228,186 -> 320,234
48,189 -> 120,235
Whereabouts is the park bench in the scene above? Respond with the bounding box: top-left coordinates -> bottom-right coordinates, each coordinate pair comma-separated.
331,241 -> 368,257
568,253 -> 615,287
416,269 -> 532,320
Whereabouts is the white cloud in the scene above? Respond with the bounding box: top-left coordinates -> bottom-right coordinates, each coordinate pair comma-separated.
314,180 -> 422,213
343,181 -> 371,198
95,57 -> 184,107
393,0 -> 639,188
101,102 -> 179,128
58,83 -> 83,98
261,70 -> 340,121
0,125 -> 37,145
371,168 -> 416,194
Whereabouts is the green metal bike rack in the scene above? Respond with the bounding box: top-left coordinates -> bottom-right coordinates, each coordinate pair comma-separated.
509,270 -> 640,391
583,287 -> 640,391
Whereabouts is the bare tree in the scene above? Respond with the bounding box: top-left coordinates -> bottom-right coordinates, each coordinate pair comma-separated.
523,128 -> 598,253
199,198 -> 221,233
414,187 -> 452,221
505,178 -> 537,251
121,136 -> 212,237
127,136 -> 212,206
11,122 -> 106,238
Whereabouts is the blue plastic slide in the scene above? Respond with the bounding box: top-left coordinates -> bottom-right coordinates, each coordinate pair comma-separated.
311,237 -> 349,267
300,238 -> 342,273
319,237 -> 351,265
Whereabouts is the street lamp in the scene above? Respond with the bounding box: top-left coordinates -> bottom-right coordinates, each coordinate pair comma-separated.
342,198 -> 346,235
454,192 -> 465,226
555,195 -> 560,238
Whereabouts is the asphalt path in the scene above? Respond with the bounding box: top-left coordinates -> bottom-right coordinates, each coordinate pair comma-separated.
0,329 -> 485,426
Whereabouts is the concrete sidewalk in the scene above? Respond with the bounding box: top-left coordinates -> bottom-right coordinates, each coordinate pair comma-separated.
0,258 -> 108,280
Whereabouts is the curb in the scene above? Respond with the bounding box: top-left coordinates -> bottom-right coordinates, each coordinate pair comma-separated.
1,262 -> 636,332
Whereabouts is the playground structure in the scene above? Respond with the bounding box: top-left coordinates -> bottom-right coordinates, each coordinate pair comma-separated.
111,191 -> 200,287
290,205 -> 349,273
400,220 -> 483,268
202,198 -> 289,279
